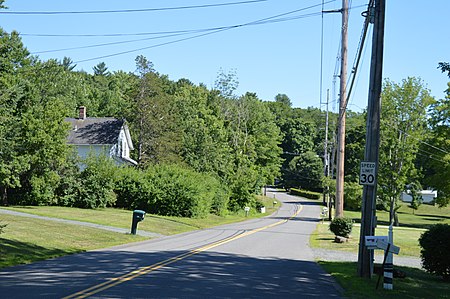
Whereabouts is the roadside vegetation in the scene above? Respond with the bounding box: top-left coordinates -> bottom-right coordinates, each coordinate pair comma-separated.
311,202 -> 450,257
320,261 -> 449,299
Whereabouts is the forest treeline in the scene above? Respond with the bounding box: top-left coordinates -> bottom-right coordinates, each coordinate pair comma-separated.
1,28 -> 449,218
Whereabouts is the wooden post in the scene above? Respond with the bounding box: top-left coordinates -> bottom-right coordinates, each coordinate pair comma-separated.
335,0 -> 348,218
357,0 -> 386,278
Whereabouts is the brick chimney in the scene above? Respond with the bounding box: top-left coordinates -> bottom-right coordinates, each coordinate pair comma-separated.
79,106 -> 86,120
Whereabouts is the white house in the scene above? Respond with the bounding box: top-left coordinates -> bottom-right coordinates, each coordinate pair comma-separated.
400,190 -> 438,204
65,106 -> 138,166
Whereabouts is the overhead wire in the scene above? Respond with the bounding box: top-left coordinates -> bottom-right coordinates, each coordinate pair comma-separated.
0,0 -> 269,15
344,0 -> 374,111
32,12 -> 323,55
65,2 -> 335,63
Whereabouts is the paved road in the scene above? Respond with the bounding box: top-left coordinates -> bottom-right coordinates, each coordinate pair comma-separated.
0,190 -> 343,298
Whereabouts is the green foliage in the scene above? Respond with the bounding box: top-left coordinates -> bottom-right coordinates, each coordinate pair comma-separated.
408,182 -> 423,214
76,155 -> 118,208
378,77 -> 434,224
286,151 -> 324,191
344,181 -> 363,211
115,164 -> 228,218
145,164 -> 222,218
419,224 -> 450,281
438,62 -> 450,78
420,83 -> 450,207
344,111 -> 366,182
329,217 -> 353,238
289,188 -> 321,200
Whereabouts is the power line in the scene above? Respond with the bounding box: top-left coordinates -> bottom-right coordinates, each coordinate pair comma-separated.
69,2 -> 334,63
31,11 -> 323,55
0,0 -> 268,15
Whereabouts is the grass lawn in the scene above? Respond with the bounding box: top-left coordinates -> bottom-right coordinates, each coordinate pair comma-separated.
0,195 -> 280,269
344,202 -> 450,229
311,202 -> 450,258
320,261 -> 450,299
0,195 -> 280,236
0,213 -> 146,269
311,222 -> 424,257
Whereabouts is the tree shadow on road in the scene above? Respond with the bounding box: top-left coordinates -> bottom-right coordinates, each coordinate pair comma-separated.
0,249 -> 343,298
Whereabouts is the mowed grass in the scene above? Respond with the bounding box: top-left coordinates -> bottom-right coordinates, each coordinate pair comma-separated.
311,222 -> 424,257
0,195 -> 280,269
0,213 -> 146,269
0,195 -> 280,236
344,202 -> 450,229
320,261 -> 449,299
311,202 -> 450,258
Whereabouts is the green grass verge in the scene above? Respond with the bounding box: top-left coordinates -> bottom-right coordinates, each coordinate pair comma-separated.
311,202 -> 450,258
319,261 -> 450,299
344,202 -> 450,229
0,196 -> 279,236
311,222 -> 423,257
0,213 -> 146,269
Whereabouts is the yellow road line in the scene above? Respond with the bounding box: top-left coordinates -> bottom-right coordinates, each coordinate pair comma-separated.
63,203 -> 303,299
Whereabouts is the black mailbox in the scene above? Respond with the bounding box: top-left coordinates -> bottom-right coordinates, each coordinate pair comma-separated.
131,210 -> 146,235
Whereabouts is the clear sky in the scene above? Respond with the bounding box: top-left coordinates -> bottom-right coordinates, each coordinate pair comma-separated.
1,0 -> 449,112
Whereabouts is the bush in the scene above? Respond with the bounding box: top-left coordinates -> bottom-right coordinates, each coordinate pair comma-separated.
419,224 -> 450,281
76,155 -> 118,208
329,217 -> 353,238
289,188 -> 321,200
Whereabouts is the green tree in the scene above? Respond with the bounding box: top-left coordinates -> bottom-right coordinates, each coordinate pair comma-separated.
419,82 -> 450,207
408,181 -> 423,214
378,77 -> 434,225
438,62 -> 450,78
131,55 -> 180,165
287,151 -> 324,191
61,56 -> 76,71
0,28 -> 32,204
93,62 -> 109,76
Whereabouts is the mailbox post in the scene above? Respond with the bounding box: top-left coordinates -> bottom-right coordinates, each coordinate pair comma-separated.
244,207 -> 250,217
364,225 -> 399,290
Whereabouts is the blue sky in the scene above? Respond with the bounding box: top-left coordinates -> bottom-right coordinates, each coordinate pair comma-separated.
1,0 -> 449,112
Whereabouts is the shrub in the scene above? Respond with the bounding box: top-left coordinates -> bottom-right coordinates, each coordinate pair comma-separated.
289,188 -> 321,200
76,155 -> 118,208
114,166 -> 153,210
419,224 -> 450,281
329,217 -> 353,238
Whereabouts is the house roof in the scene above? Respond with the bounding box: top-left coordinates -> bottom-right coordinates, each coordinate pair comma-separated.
65,117 -> 125,145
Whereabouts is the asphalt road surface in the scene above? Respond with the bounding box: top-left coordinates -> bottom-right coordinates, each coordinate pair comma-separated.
0,189 -> 342,298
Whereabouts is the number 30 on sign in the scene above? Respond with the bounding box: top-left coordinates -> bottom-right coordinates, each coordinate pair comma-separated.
360,162 -> 376,185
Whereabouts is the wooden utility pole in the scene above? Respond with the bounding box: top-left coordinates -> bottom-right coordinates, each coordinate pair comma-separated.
335,0 -> 348,218
357,0 -> 386,278
324,90 -> 332,220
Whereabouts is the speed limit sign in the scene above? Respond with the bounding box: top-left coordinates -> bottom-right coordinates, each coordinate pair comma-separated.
360,162 -> 376,185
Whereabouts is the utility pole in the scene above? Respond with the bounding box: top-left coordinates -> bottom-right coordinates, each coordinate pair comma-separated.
357,0 -> 386,278
335,0 -> 348,218
323,90 -> 332,218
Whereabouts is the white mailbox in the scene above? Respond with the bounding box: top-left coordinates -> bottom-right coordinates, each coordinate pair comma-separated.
365,236 -> 388,250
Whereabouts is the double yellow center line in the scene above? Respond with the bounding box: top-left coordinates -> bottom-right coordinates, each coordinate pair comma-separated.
64,203 -> 302,299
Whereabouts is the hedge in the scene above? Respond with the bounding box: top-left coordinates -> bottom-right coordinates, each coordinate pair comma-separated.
289,188 -> 321,200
